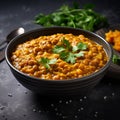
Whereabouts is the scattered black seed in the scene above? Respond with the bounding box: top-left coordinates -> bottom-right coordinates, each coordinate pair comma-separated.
94,114 -> 98,117
83,96 -> 87,99
80,107 -> 84,110
65,101 -> 69,104
17,83 -> 20,86
25,91 -> 28,94
0,106 -> 5,110
8,93 -> 13,97
51,104 -> 54,107
38,110 -> 41,113
62,116 -> 68,119
112,92 -> 115,96
56,112 -> 59,116
33,109 -> 37,112
78,109 -> 81,112
1,115 -> 8,120
94,111 -> 98,118
69,99 -> 72,103
54,108 -> 58,111
104,96 -> 107,100
59,100 -> 62,103
2,115 -> 5,118
59,113 -> 62,116
80,99 -> 83,102
23,114 -> 26,117
74,115 -> 78,118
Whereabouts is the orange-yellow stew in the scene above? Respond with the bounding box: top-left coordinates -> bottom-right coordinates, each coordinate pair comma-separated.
11,33 -> 108,80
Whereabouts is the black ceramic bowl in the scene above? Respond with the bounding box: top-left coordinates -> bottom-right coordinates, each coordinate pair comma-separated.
5,27 -> 112,96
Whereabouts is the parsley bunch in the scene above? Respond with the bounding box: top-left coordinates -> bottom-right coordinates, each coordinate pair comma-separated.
53,37 -> 87,64
34,3 -> 108,31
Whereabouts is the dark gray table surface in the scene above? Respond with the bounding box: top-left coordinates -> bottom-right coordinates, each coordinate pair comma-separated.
0,0 -> 120,120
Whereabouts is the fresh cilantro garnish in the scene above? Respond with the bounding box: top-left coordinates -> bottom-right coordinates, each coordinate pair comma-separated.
74,51 -> 84,57
38,57 -> 57,69
112,54 -> 120,65
53,45 -> 65,53
72,42 -> 88,52
61,37 -> 72,50
53,37 -> 72,54
34,3 -> 108,31
65,52 -> 76,64
53,37 -> 87,64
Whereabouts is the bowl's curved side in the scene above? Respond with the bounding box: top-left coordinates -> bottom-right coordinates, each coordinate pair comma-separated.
5,27 -> 113,95
9,66 -> 105,95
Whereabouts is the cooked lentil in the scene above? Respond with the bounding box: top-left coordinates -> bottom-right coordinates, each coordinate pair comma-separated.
11,33 -> 108,80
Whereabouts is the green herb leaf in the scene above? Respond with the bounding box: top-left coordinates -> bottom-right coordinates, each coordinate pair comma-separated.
72,45 -> 78,52
38,57 -> 57,69
77,42 -> 88,50
73,42 -> 87,52
74,51 -> 84,57
59,51 -> 69,60
34,3 -> 108,31
61,37 -> 71,50
53,45 -> 65,53
49,58 -> 57,64
66,52 -> 76,64
112,54 -> 120,65
53,38 -> 88,64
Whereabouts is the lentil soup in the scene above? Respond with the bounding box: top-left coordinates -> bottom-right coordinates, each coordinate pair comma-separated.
11,33 -> 108,80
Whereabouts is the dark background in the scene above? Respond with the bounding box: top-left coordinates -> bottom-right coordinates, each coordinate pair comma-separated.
0,0 -> 120,120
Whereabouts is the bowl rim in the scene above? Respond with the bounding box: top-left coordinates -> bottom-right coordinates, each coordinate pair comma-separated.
5,26 -> 113,83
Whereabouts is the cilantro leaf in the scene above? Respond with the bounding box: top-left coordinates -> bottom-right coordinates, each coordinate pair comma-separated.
53,38 -> 88,64
72,42 -> 87,52
53,45 -> 65,53
38,57 -> 57,69
59,51 -> 69,60
72,45 -> 78,52
60,52 -> 76,64
74,51 -> 84,57
65,52 -> 76,64
112,54 -> 120,65
77,42 -> 88,50
49,58 -> 57,64
61,37 -> 72,50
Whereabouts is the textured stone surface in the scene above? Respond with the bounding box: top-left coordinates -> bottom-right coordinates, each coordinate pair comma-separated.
0,0 -> 120,120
